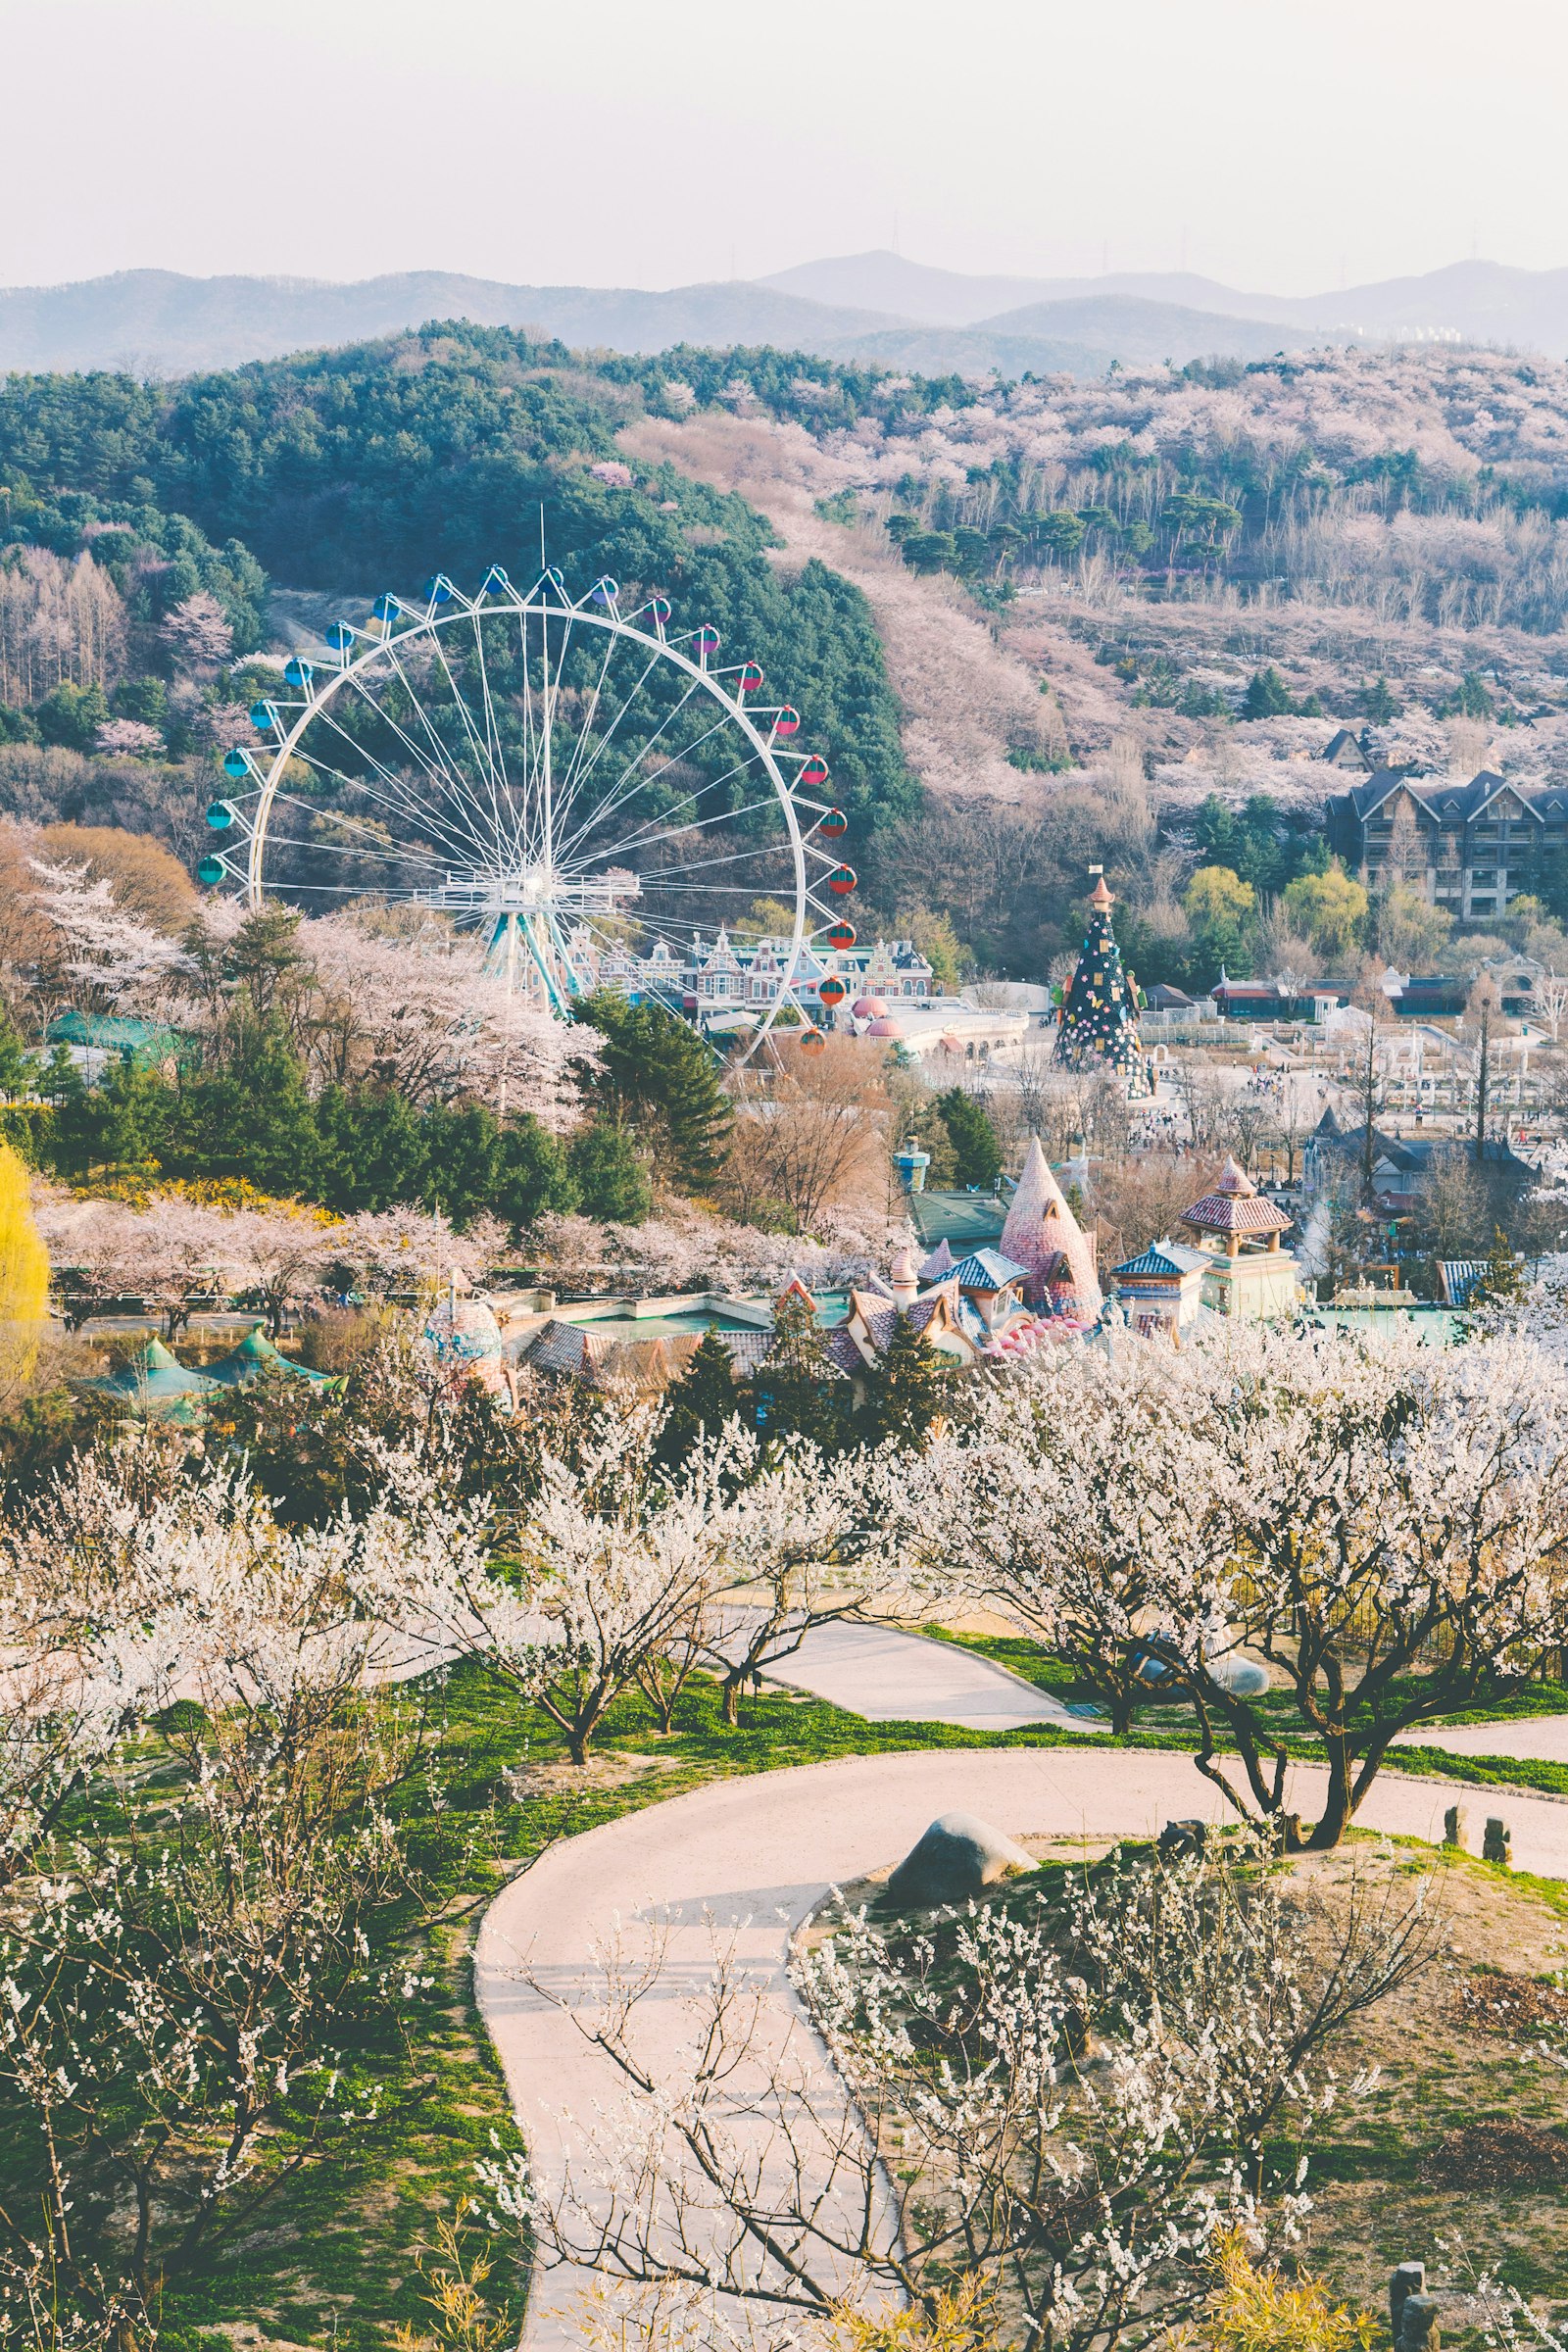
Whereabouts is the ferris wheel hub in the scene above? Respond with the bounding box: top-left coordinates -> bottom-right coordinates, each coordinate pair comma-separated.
415,863 -> 643,917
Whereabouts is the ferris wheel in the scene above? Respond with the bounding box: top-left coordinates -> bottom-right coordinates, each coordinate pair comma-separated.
197,565 -> 858,1060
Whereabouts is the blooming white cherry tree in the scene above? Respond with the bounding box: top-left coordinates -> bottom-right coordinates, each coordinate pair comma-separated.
907,1341 -> 1229,1734
0,1446 -> 439,2335
354,1416 -> 735,1763
494,1835 -> 1431,2348
303,911 -> 595,1126
920,1323 -> 1568,1849
159,589 -> 233,669
704,1437 -> 909,1726
28,857 -> 189,1016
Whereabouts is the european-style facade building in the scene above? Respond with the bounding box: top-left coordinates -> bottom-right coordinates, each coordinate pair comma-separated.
1326,767 -> 1568,920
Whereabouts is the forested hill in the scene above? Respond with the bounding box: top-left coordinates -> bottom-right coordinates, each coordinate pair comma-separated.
0,321 -> 915,837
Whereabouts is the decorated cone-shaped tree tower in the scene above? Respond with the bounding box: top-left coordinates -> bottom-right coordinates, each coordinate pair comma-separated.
1054,868 -> 1144,1078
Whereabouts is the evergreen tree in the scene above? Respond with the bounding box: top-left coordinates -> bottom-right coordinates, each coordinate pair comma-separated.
1242,665 -> 1294,719
746,1286 -> 848,1451
173,1025 -> 322,1199
45,1059 -> 170,1184
494,1114 -> 578,1233
0,1010 -> 39,1102
936,1089 -> 1002,1188
568,1117 -> 652,1224
313,1085 -> 423,1211
579,994 -> 732,1189
658,1327 -> 741,1468
1359,675 -> 1399,723
417,1102 -> 501,1225
1475,1223 -> 1525,1307
857,1312 -> 959,1450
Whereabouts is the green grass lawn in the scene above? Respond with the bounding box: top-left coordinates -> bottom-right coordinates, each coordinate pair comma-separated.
151,1661 -> 1111,2352
141,1637 -> 1568,2350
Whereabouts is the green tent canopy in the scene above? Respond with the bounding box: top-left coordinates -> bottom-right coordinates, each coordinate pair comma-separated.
83,1339 -> 223,1418
203,1326 -> 335,1390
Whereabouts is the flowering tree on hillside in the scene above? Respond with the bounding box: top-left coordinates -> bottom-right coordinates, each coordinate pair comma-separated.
353,1417 -> 732,1762
911,1342 -> 1229,1735
28,858 -> 189,1016
704,1437 -> 907,1725
915,1323 -> 1568,1848
304,912 -> 593,1125
92,716 -> 165,759
160,589 -> 234,669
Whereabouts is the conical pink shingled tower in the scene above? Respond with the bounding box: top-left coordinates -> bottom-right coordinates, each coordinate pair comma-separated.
1000,1136 -> 1102,1320
918,1237 -> 956,1284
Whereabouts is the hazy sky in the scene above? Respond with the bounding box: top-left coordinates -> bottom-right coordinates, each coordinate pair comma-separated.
6,0 -> 1568,294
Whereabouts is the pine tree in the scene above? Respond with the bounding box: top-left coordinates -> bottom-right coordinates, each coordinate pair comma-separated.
858,1311 -> 959,1449
1475,1223 -> 1524,1307
658,1326 -> 741,1469
494,1114 -> 578,1233
578,993 -> 732,1190
1054,873 -> 1144,1078
1242,664 -> 1294,719
936,1088 -> 1002,1188
746,1286 -> 848,1451
567,1116 -> 652,1224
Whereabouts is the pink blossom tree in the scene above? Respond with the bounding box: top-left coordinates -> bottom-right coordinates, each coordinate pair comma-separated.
160,590 -> 234,670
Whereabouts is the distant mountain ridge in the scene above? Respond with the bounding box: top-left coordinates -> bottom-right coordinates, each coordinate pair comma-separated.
2,252 -> 1566,381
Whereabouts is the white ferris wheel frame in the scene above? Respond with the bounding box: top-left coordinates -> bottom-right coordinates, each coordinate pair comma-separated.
207,567 -> 848,1064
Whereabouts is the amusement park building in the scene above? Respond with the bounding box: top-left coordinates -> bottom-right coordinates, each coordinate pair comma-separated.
585,926 -> 936,1023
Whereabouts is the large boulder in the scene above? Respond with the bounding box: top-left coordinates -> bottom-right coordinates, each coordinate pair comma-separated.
885,1811 -> 1038,1907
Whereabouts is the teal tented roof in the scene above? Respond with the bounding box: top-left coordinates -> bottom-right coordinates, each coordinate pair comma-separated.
203,1326 -> 335,1389
49,1010 -> 183,1061
83,1339 -> 222,1418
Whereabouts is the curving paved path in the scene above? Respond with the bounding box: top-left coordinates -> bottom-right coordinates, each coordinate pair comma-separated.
475,1744 -> 1568,2345
770,1622 -> 1568,1761
1396,1714 -> 1568,1763
760,1620 -> 1085,1729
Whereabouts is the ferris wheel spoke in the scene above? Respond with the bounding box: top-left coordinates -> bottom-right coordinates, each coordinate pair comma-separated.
553,628 -> 621,811
456,611 -> 515,837
251,826 -> 442,875
549,632 -> 674,844
264,792 -> 451,871
329,672 -> 476,828
533,604 -> 583,856
568,788 -> 793,877
371,642 -> 489,816
559,676 -> 710,849
293,730 -> 497,869
554,703 -> 734,865
636,846 -> 803,890
428,622 -> 510,811
290,721 -> 469,842
565,739 -> 775,869
319,684 -> 505,865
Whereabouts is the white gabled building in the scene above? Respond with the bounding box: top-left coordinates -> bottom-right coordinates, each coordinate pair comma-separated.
569,924 -> 939,1029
